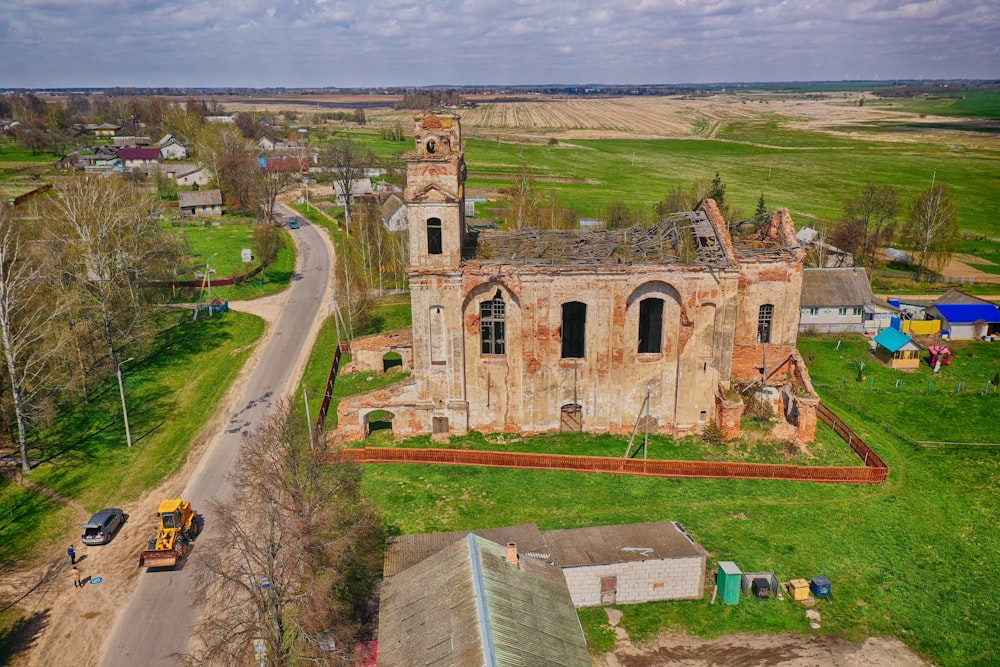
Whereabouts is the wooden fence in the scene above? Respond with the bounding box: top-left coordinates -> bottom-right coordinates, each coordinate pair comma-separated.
339,403 -> 888,484
315,344 -> 343,433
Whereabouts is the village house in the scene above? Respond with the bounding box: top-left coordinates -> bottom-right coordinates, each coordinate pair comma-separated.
156,134 -> 188,159
178,189 -> 223,216
379,191 -> 408,232
175,164 -> 213,187
117,147 -> 160,169
799,267 -> 897,334
797,226 -> 855,268
335,113 -> 818,444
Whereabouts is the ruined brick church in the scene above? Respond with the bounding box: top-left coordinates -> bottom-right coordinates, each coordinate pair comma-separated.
336,113 -> 818,443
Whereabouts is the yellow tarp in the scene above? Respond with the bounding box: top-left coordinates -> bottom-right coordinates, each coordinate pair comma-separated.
901,320 -> 941,336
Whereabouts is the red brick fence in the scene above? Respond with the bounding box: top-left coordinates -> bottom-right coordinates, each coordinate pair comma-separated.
339,404 -> 888,484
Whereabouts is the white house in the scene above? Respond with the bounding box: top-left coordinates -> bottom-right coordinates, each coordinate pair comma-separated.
799,268 -> 895,334
156,134 -> 188,160
175,164 -> 213,187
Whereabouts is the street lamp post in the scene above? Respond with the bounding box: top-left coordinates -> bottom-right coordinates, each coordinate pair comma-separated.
116,357 -> 135,448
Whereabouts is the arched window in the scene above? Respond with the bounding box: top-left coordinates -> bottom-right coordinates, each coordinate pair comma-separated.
637,298 -> 664,353
480,291 -> 506,355
427,217 -> 442,255
757,304 -> 774,344
561,301 -> 587,359
430,306 -> 447,364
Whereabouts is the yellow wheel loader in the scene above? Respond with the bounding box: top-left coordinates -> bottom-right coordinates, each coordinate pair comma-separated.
139,498 -> 200,568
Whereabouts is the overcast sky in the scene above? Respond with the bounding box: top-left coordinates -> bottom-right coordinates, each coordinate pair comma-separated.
2,1 -> 997,89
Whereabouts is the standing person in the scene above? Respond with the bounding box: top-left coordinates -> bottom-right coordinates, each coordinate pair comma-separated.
67,544 -> 76,565
71,566 -> 82,588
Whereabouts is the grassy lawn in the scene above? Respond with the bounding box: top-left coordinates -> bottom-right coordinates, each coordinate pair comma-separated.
358,422 -> 861,467
174,221 -> 295,302
0,308 -> 265,567
345,335 -> 1000,666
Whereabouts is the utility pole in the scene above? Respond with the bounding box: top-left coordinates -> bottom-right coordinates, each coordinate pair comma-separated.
117,358 -> 135,448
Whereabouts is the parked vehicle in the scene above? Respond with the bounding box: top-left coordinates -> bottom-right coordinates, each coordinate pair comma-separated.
81,508 -> 127,546
139,498 -> 199,568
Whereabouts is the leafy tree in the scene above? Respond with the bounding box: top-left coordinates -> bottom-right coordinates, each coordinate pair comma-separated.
708,172 -> 726,207
902,183 -> 959,274
843,184 -> 899,271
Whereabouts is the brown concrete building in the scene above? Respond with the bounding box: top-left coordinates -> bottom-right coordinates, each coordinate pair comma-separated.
335,113 -> 816,442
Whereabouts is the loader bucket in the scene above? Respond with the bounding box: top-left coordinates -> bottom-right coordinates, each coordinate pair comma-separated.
140,548 -> 180,568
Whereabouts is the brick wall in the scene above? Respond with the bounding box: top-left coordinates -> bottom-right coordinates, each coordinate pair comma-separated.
561,557 -> 705,607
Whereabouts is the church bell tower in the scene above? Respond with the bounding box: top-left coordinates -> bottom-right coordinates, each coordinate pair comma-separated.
404,113 -> 466,269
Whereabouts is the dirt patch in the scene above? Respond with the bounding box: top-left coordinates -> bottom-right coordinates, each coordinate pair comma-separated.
594,631 -> 932,667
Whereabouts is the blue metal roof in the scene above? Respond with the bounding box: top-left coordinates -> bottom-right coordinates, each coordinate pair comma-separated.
874,327 -> 915,353
932,303 -> 1000,324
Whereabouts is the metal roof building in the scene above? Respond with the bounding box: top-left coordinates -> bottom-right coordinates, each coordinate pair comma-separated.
377,534 -> 590,667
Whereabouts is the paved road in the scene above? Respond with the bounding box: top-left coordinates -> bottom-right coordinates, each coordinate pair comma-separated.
100,212 -> 332,666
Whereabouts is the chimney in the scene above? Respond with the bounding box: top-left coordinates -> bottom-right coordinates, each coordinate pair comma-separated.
506,542 -> 519,566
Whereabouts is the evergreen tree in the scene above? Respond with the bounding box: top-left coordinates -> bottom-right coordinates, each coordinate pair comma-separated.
755,193 -> 767,217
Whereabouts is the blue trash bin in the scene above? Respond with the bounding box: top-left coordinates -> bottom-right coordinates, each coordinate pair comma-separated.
810,575 -> 831,597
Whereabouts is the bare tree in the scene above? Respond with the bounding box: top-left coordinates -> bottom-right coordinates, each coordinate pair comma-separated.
0,207 -> 64,472
191,403 -> 382,666
843,184 -> 899,271
46,175 -> 181,430
505,161 -> 539,230
321,138 -> 374,233
903,183 -> 959,275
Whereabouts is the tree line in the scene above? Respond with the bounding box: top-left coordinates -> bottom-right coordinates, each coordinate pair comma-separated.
0,175 -> 186,473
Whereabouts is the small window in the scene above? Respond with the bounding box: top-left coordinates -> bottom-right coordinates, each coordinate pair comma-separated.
637,298 -> 664,353
757,304 -> 774,344
806,307 -> 819,317
853,307 -> 863,316
561,301 -> 586,359
838,307 -> 849,317
480,291 -> 506,355
427,218 -> 442,255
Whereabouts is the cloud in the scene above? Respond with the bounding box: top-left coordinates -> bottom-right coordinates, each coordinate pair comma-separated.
0,0 -> 996,87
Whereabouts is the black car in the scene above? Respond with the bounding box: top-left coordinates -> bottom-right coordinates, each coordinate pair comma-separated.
81,508 -> 126,546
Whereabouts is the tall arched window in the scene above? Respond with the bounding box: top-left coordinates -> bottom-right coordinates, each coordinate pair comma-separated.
637,298 -> 664,353
430,306 -> 447,364
427,217 -> 443,255
757,304 -> 774,344
480,291 -> 506,355
561,301 -> 587,359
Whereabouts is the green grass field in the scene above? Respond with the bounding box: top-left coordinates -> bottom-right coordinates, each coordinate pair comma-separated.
176,222 -> 295,302
463,131 -> 1000,237
348,335 -> 1000,666
0,308 -> 265,566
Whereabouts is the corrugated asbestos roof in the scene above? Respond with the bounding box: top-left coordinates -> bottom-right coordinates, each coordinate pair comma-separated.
383,524 -> 546,577
800,268 -> 873,308
542,521 -> 706,567
178,189 -> 223,208
377,534 -> 590,667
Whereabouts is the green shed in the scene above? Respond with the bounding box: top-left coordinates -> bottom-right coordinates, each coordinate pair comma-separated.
716,561 -> 742,605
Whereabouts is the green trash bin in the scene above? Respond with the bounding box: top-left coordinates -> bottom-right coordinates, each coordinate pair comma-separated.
716,561 -> 742,605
